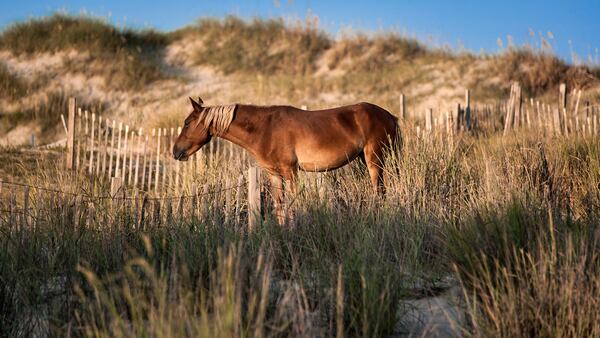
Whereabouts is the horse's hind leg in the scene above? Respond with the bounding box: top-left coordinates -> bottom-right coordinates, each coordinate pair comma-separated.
364,144 -> 385,195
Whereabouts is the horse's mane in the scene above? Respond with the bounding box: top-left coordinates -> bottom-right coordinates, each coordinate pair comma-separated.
196,104 -> 237,136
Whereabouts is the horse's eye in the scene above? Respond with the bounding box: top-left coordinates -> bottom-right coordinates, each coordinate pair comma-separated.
184,120 -> 190,127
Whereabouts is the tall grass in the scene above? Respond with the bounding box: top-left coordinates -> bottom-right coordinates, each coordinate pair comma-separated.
447,202 -> 600,337
2,127 -> 598,336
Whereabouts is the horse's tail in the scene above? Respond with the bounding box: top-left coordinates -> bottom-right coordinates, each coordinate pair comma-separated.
387,113 -> 403,178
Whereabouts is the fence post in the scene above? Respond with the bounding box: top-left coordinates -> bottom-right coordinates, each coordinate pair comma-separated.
425,108 -> 433,134
559,83 -> 567,110
76,108 -> 83,169
73,195 -> 81,229
399,93 -> 405,120
22,186 -> 29,227
456,103 -> 462,133
111,177 -> 123,199
175,127 -> 182,191
553,108 -> 562,136
165,198 -> 172,225
66,97 -> 76,169
122,125 -> 130,181
248,166 -> 261,231
153,200 -> 161,227
128,129 -> 136,185
88,113 -> 95,174
235,174 -> 244,227
9,189 -> 17,229
191,184 -> 198,222
224,177 -> 232,224
115,122 -> 123,177
464,89 -> 471,131
155,128 -> 162,193
138,195 -> 148,230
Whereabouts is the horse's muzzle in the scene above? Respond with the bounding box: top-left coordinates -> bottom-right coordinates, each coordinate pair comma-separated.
173,148 -> 188,161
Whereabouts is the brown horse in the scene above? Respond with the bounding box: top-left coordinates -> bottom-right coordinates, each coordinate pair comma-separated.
173,97 -> 400,223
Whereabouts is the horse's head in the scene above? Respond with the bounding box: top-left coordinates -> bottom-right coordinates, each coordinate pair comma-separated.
173,97 -> 212,161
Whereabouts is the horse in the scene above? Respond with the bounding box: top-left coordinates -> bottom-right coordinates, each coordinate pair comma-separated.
173,97 -> 400,224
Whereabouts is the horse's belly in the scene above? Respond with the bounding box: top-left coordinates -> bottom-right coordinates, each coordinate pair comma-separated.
296,146 -> 361,172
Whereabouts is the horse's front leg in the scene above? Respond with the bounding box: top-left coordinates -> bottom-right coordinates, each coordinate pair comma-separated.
281,167 -> 299,226
268,173 -> 285,225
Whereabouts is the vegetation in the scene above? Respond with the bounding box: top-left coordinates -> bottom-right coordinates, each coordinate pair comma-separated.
0,63 -> 26,100
1,12 -> 600,338
0,14 -> 168,90
1,127 -> 598,337
495,48 -> 598,95
172,16 -> 330,75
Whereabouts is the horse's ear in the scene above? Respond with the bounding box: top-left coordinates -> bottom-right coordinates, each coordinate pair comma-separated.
189,97 -> 202,111
197,97 -> 204,105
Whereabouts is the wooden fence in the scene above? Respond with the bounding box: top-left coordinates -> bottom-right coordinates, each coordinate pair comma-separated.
63,98 -> 251,194
404,84 -> 598,143
0,166 -> 265,231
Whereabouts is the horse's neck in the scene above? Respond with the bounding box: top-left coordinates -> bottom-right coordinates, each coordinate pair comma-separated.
217,105 -> 262,157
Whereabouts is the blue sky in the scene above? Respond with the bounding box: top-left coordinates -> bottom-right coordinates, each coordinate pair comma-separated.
1,1 -> 599,63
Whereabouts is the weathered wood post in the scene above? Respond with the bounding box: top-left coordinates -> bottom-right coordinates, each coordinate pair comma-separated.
121,125 -> 129,181
456,103 -> 462,133
110,177 -> 123,199
559,83 -> 567,111
76,108 -> 83,169
425,108 -> 433,134
399,93 -> 405,120
248,166 -> 261,231
191,184 -> 198,222
115,122 -> 123,177
9,188 -> 17,229
553,108 -> 562,136
235,174 -> 244,227
224,177 -> 232,224
464,89 -> 471,131
134,128 -> 142,187
22,186 -> 29,227
155,128 -> 162,193
88,113 -> 96,174
66,97 -> 76,169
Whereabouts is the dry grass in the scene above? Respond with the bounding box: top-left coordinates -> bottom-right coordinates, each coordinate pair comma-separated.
494,48 -> 598,95
0,14 -> 168,90
1,13 -> 600,338
0,63 -> 26,100
324,33 -> 429,72
1,126 -> 598,337
172,16 -> 330,75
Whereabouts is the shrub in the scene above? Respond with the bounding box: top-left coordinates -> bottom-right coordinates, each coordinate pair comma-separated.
175,16 -> 330,75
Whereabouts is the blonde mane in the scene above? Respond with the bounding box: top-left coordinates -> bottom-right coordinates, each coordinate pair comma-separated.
196,104 -> 237,136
